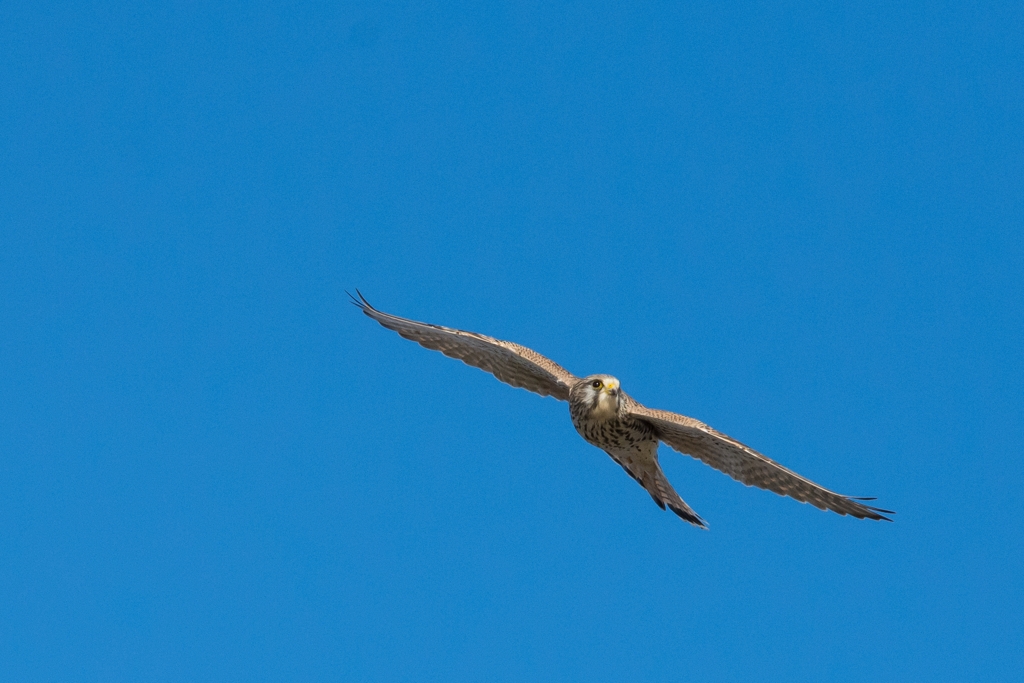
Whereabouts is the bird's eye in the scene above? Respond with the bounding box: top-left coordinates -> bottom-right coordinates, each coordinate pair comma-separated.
591,380 -> 602,388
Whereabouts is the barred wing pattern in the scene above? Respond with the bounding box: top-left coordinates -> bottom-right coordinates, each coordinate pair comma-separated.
626,402 -> 893,521
351,292 -> 578,401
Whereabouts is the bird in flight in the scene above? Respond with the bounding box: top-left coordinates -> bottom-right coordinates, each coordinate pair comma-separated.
352,292 -> 892,528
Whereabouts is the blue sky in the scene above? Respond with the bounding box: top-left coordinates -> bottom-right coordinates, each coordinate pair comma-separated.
2,1 -> 1022,681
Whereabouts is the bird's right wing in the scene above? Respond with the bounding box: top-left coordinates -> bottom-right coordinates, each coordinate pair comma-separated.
625,401 -> 893,521
351,291 -> 578,401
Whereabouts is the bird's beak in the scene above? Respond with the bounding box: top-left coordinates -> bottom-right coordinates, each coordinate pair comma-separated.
603,381 -> 620,396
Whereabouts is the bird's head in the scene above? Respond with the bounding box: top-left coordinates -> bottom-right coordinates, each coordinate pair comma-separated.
574,374 -> 621,420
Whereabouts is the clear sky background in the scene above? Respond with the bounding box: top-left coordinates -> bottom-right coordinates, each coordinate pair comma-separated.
2,1 -> 1022,681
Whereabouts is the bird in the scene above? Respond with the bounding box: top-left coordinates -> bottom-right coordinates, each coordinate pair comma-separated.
351,291 -> 892,529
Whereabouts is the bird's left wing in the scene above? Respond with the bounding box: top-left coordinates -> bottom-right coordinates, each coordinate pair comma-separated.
624,401 -> 893,521
351,292 -> 578,401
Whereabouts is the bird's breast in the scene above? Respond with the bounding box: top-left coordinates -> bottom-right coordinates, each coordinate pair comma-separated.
571,413 -> 655,451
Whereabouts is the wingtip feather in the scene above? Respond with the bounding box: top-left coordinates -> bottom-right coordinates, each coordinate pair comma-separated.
348,289 -> 379,315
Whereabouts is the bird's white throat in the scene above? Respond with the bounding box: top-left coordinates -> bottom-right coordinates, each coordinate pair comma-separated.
592,391 -> 619,420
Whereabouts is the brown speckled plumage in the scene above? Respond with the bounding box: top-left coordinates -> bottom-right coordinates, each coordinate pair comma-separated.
353,292 -> 893,529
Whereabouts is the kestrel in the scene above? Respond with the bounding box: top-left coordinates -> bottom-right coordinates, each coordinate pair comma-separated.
352,292 -> 892,528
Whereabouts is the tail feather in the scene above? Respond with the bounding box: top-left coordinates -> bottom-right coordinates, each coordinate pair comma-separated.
607,448 -> 707,529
